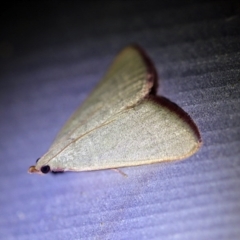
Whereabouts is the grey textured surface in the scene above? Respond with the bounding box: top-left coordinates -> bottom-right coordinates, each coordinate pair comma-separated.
0,1 -> 240,239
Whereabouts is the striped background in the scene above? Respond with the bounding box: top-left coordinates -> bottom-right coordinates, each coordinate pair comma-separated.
0,1 -> 240,239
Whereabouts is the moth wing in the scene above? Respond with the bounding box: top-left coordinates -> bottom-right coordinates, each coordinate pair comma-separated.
30,45 -> 159,172
49,96 -> 201,172
52,45 -> 157,145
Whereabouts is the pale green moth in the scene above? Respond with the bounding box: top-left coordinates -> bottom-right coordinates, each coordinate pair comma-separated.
28,45 -> 201,174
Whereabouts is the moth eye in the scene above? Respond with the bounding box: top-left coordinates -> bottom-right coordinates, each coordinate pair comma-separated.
36,158 -> 40,163
40,165 -> 50,174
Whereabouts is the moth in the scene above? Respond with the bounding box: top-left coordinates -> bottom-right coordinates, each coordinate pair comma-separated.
28,45 -> 201,174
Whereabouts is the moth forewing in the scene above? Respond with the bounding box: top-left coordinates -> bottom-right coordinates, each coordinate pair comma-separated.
28,45 -> 201,174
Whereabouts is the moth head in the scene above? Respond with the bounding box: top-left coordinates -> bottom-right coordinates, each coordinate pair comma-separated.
28,157 -> 64,174
28,160 -> 51,174
28,156 -> 52,174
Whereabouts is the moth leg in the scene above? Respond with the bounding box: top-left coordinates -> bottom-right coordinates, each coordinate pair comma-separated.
112,168 -> 128,177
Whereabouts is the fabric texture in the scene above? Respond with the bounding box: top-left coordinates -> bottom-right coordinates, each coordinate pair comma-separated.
0,1 -> 240,239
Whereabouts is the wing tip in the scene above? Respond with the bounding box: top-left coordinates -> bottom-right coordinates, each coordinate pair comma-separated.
128,43 -> 158,95
148,95 -> 202,144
